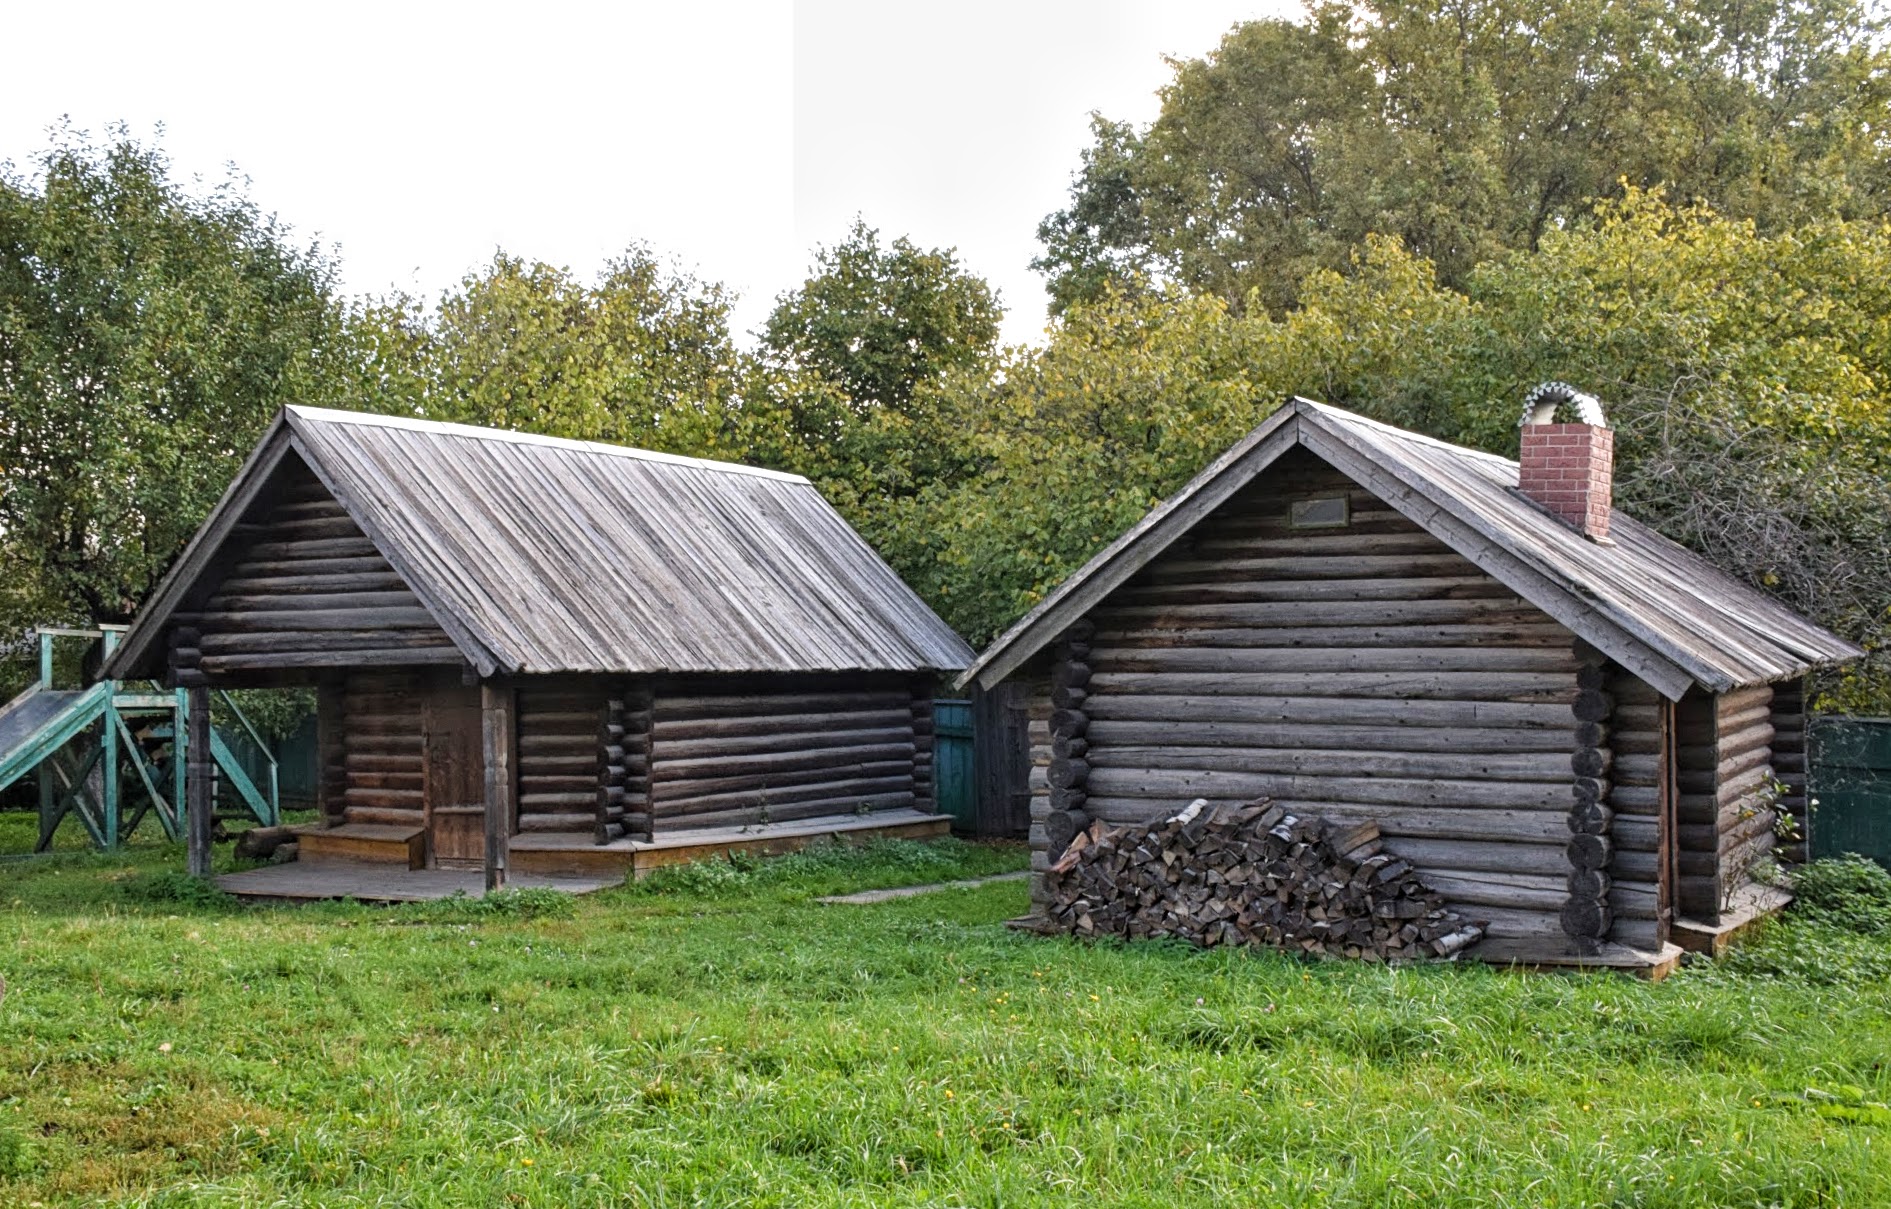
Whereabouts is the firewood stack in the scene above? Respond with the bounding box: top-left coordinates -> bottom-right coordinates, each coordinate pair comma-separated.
1044,798 -> 1486,961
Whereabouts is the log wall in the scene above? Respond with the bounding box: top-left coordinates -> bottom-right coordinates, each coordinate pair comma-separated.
1048,451 -> 1588,954
515,680 -> 607,836
1771,678 -> 1808,865
183,458 -> 459,675
338,671 -> 426,829
646,675 -> 921,833
1675,684 -> 1778,923
1604,667 -> 1668,951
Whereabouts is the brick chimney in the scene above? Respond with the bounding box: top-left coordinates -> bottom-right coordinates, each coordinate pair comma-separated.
1517,382 -> 1613,541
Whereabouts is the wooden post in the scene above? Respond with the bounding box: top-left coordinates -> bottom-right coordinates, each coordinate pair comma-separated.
482,681 -> 513,893
186,684 -> 213,878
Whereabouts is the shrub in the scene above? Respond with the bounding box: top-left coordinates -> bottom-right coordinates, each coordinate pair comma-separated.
1792,855 -> 1891,935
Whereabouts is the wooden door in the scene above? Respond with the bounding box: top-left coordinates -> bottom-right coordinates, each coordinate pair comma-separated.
424,672 -> 486,867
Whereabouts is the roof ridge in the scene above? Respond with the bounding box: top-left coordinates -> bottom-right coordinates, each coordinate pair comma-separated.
285,405 -> 811,484
1295,398 -> 1518,470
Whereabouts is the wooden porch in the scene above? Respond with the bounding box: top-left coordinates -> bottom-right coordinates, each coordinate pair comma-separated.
227,808 -> 952,901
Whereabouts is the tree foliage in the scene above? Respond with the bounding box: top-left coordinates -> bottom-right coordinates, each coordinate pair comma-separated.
0,126 -> 348,633
761,218 -> 1001,416
937,192 -> 1891,708
1036,0 -> 1891,314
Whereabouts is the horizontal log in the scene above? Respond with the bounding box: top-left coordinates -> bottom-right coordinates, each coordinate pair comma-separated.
1084,768 -> 1567,809
655,792 -> 917,834
516,711 -> 599,732
652,742 -> 916,784
240,536 -> 381,561
198,607 -> 441,632
1422,870 -> 1568,911
1084,719 -> 1577,754
654,760 -> 914,804
1608,784 -> 1661,815
1109,576 -> 1515,608
654,774 -> 916,818
1094,598 -> 1552,630
1140,550 -> 1481,583
342,789 -> 422,809
1086,744 -> 1568,782
230,555 -> 393,579
649,707 -> 913,743
215,571 -> 409,596
343,806 -> 424,827
1677,754 -> 1773,797
517,812 -> 595,832
202,647 -> 464,672
202,629 -> 456,655
1075,798 -> 1569,844
651,690 -> 910,721
343,771 -> 422,792
518,734 -> 597,755
1717,685 -> 1776,717
1085,693 -> 1576,731
1613,815 -> 1659,851
1608,848 -> 1661,882
202,589 -> 422,615
343,753 -> 424,773
1090,670 -> 1575,703
1381,837 -> 1569,876
251,514 -> 364,541
269,497 -> 349,520
1089,622 -> 1573,650
1090,645 -> 1579,676
1612,753 -> 1661,784
519,774 -> 596,794
654,725 -> 917,762
1176,529 -> 1446,558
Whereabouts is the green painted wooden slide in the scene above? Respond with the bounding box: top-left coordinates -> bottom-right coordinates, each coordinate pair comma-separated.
0,627 -> 277,852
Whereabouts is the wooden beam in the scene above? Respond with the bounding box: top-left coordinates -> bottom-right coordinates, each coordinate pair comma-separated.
187,684 -> 213,878
482,681 -> 514,893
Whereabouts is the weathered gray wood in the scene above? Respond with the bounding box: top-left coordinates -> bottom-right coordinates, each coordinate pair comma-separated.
1085,693 -> 1575,729
1093,622 -> 1573,649
1086,745 -> 1568,781
1089,646 -> 1580,675
653,775 -> 916,818
1084,719 -> 1578,753
1110,576 -> 1514,606
482,682 -> 513,892
652,760 -> 914,804
650,741 -> 916,784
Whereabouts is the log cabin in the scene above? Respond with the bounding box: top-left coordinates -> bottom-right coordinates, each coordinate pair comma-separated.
102,406 -> 973,884
958,389 -> 1862,972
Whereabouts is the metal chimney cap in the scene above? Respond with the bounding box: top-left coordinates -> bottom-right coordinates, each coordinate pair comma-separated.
1521,381 -> 1607,428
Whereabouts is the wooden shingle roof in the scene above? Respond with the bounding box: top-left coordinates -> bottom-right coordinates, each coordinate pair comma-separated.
960,398 -> 1861,700
107,406 -> 973,679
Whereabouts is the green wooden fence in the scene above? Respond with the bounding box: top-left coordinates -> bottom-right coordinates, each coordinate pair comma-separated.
1810,717 -> 1891,867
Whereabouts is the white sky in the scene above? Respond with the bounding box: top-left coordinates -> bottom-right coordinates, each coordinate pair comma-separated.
0,1 -> 1291,347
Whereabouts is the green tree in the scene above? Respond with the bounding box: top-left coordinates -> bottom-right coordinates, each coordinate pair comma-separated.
0,126 -> 349,631
1036,0 -> 1891,314
938,192 -> 1891,707
761,219 -> 1001,416
359,245 -> 744,450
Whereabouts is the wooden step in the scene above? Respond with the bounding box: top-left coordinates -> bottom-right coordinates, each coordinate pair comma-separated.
294,823 -> 426,870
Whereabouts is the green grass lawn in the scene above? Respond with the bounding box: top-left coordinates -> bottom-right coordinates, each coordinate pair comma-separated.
3,833 -> 1891,1207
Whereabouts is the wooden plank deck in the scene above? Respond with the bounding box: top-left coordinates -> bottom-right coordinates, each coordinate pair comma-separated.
218,859 -> 620,903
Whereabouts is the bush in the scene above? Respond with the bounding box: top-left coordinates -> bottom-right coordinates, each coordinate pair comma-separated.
1792,855 -> 1891,935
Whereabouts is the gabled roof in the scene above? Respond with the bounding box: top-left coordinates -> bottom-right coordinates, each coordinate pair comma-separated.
959,398 -> 1861,700
106,406 -> 973,679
